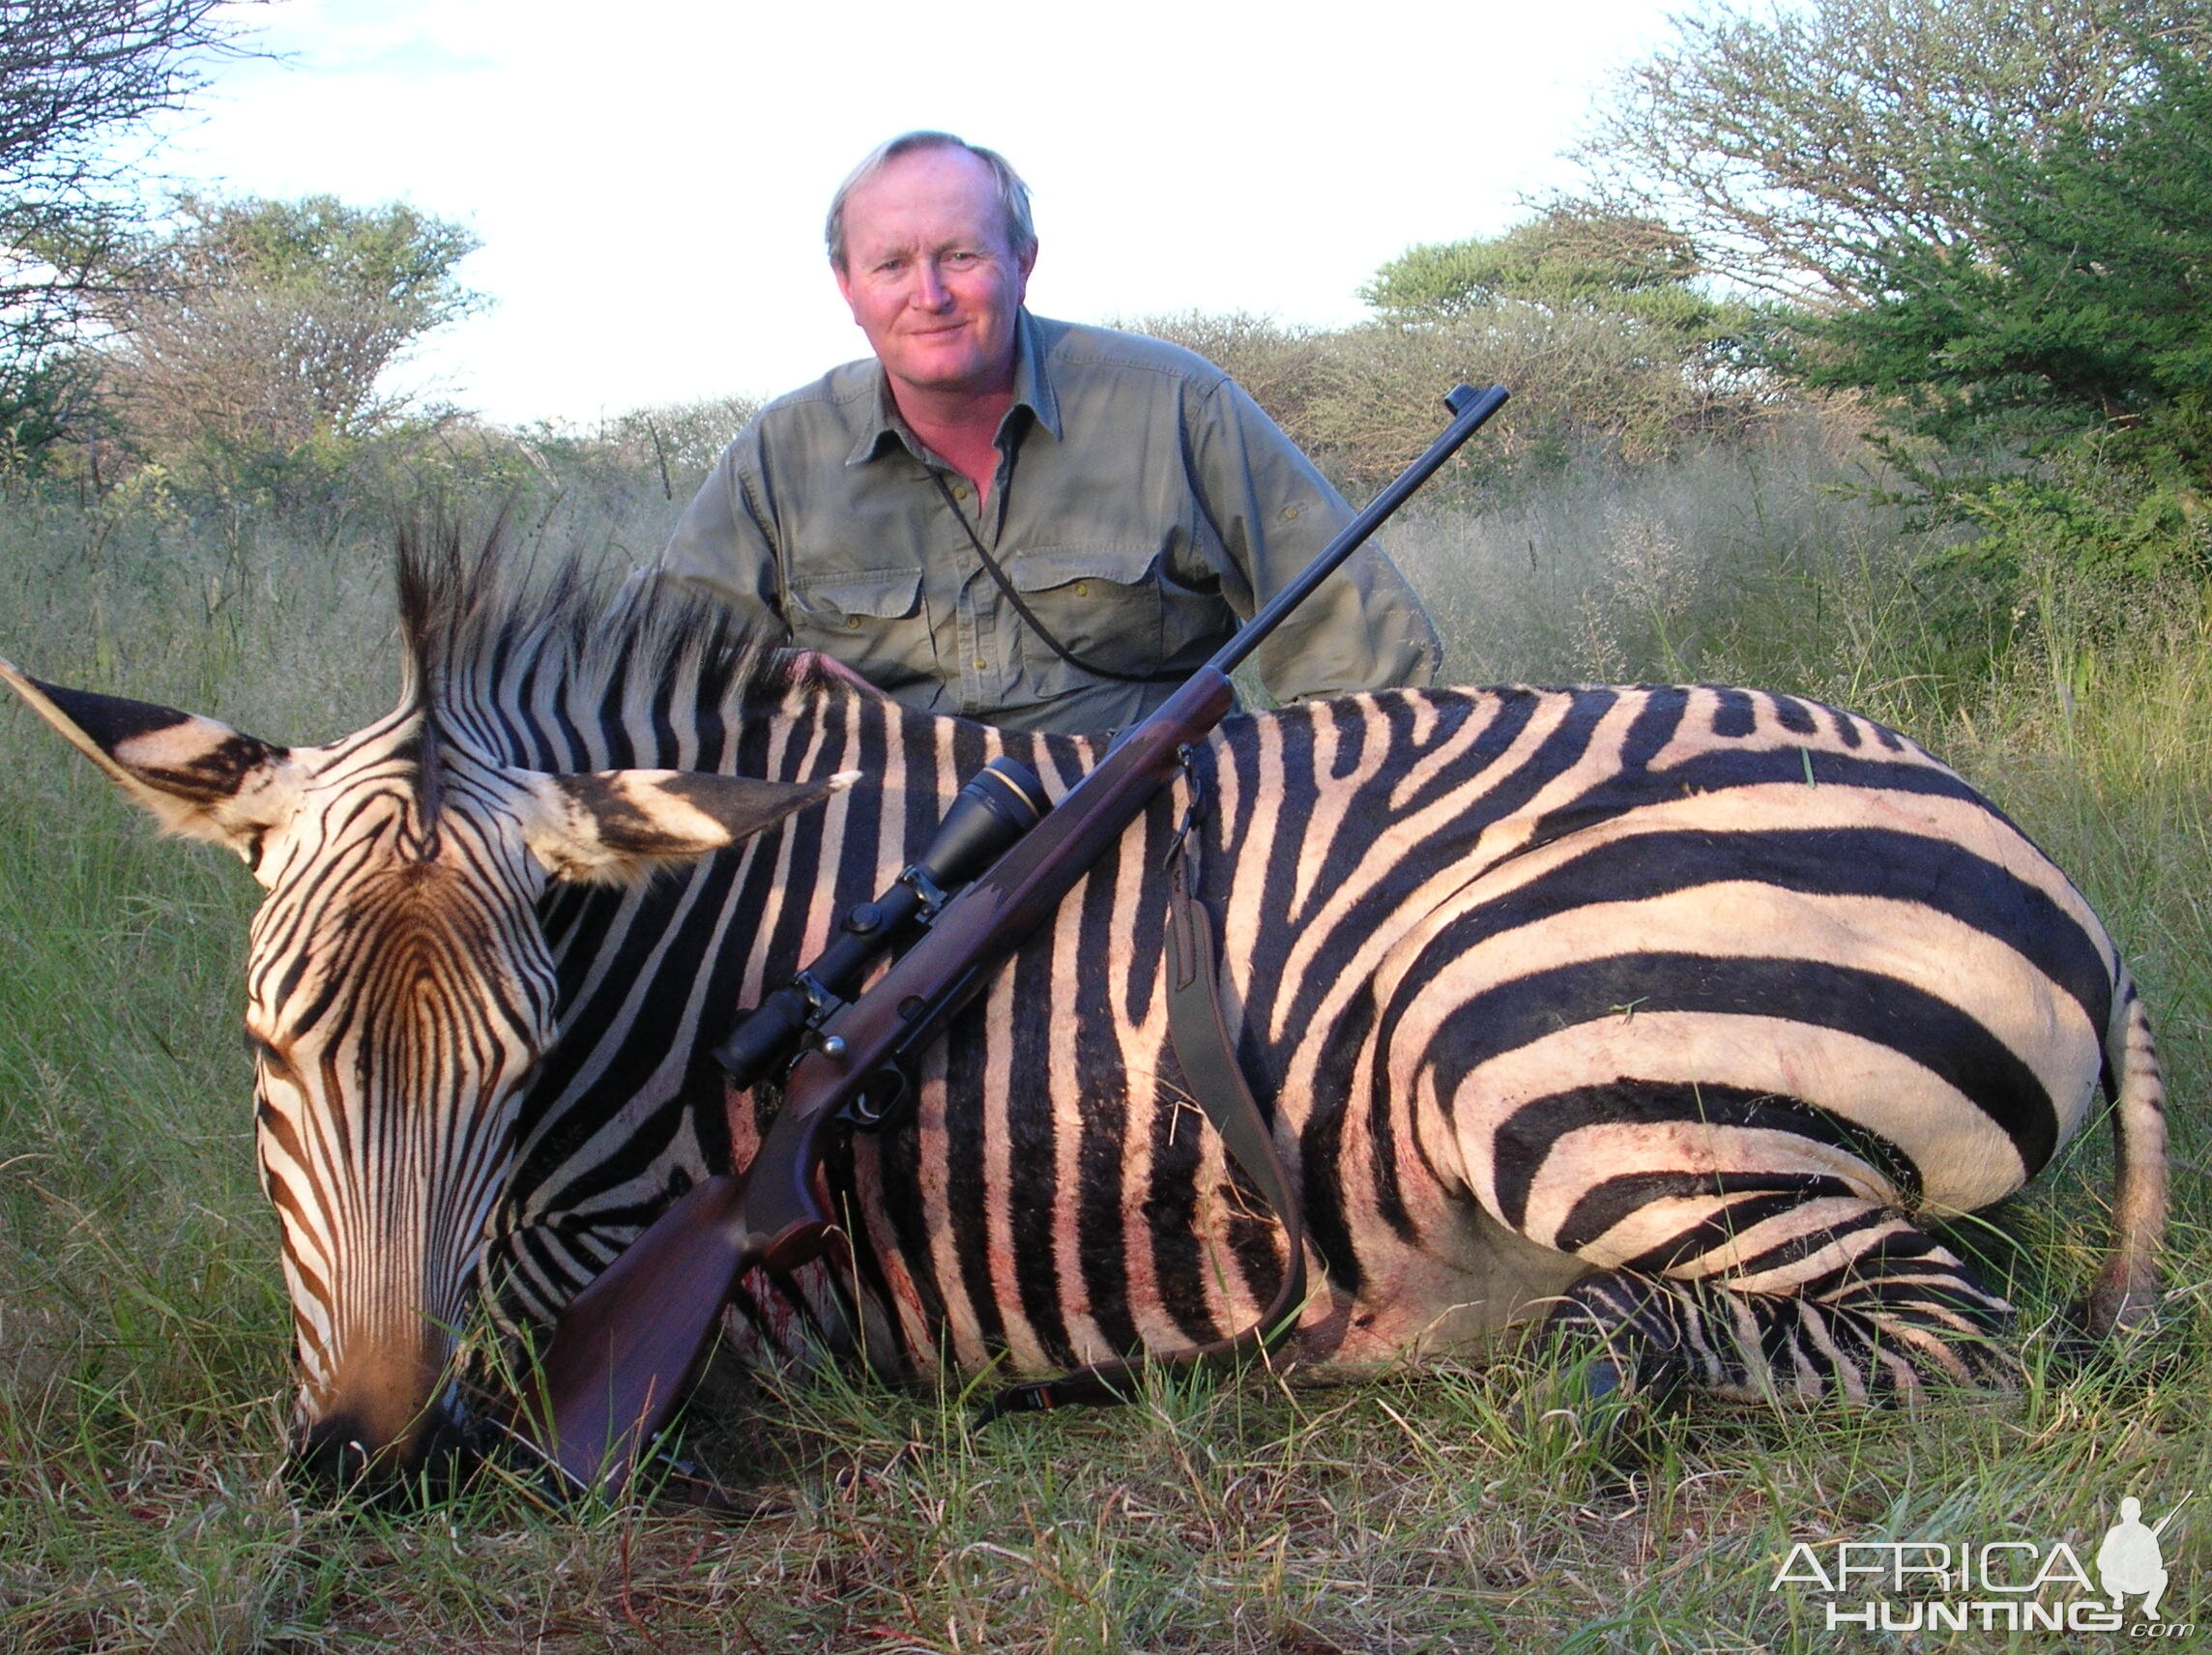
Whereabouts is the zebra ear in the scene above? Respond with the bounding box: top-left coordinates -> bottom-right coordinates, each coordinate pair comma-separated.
519,767 -> 861,885
1,658 -> 302,857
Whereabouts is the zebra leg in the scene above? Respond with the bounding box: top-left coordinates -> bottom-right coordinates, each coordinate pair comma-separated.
1541,1212 -> 2017,1407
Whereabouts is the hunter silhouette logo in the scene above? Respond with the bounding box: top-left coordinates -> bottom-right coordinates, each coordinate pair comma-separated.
2098,1494 -> 2190,1622
1769,1490 -> 2195,1637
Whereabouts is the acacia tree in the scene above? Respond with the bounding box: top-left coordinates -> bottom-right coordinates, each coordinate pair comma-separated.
1315,207 -> 1763,474
1575,0 -> 2205,306
0,0 -> 244,448
1361,205 -> 1728,336
108,194 -> 482,484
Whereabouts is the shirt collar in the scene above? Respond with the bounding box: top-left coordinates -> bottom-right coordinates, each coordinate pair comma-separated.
1008,308 -> 1062,442
845,307 -> 1062,467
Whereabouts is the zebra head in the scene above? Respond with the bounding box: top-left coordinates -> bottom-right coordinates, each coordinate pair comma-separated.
0,647 -> 848,1490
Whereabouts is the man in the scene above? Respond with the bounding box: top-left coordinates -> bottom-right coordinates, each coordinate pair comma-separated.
657,131 -> 1441,734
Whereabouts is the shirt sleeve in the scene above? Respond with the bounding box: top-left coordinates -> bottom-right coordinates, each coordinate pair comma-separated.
1186,376 -> 1442,702
654,427 -> 790,641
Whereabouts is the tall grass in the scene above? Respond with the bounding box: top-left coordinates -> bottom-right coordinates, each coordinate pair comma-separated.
1,435 -> 2207,1652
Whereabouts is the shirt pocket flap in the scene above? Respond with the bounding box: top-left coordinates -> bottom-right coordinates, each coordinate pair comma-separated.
1007,544 -> 1161,595
789,568 -> 922,622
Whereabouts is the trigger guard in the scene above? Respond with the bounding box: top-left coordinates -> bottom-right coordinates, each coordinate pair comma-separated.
841,1066 -> 913,1132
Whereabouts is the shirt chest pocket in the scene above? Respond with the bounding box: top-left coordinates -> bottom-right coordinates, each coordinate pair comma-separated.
1007,543 -> 1224,673
785,568 -> 935,689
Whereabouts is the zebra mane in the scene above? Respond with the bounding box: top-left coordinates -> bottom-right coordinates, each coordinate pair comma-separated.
391,516 -> 807,811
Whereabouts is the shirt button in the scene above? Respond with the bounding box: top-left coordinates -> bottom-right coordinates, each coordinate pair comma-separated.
974,659 -> 987,670
1074,581 -> 1089,596
845,616 -> 861,628
953,483 -> 971,501
1281,506 -> 1300,521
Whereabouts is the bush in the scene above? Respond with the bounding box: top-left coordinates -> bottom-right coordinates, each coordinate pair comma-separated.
525,393 -> 764,502
1572,0 -> 2205,305
1130,306 -> 1765,491
1791,39 -> 2212,581
96,195 -> 481,505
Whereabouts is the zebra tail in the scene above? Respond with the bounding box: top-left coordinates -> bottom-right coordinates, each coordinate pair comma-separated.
2083,978 -> 2168,1337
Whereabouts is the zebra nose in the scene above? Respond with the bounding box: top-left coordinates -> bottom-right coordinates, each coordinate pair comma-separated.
291,1413 -> 380,1492
290,1406 -> 480,1499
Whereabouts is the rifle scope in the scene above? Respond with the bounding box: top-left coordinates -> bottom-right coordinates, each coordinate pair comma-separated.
713,755 -> 1049,1088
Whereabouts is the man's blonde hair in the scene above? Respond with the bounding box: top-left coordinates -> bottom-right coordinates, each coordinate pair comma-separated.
825,131 -> 1036,273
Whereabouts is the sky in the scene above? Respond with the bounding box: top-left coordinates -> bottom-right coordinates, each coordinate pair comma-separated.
139,0 -> 1686,429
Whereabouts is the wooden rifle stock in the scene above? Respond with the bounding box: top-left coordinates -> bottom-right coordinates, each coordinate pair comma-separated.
527,383 -> 1508,1495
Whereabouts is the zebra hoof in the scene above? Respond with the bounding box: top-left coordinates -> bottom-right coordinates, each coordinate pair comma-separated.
1523,1348 -> 1636,1461
2052,1295 -> 2178,1386
1578,1355 -> 1627,1407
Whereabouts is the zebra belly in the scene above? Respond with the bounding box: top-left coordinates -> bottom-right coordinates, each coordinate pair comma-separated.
1370,803 -> 2109,1275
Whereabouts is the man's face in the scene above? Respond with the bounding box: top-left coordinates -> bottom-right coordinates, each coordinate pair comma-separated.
834,147 -> 1034,403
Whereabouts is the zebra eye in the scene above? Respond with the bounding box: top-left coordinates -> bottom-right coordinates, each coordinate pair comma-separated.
247,1031 -> 304,1089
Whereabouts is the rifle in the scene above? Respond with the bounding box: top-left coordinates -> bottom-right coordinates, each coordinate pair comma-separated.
525,383 -> 1510,1494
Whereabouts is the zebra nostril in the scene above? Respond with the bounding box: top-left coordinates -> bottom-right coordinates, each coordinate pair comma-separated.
291,1402 -> 483,1500
292,1416 -> 377,1492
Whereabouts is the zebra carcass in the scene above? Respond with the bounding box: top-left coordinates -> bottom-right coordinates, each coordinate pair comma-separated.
0,539 -> 2167,1488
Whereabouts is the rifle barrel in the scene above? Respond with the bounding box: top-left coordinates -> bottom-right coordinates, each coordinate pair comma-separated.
1210,383 -> 1507,679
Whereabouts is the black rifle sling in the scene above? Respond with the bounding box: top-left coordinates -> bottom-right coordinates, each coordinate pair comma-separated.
976,774 -> 1308,1422
929,468 -> 1185,687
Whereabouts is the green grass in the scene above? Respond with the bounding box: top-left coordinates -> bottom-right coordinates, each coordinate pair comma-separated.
2,449 -> 2208,1651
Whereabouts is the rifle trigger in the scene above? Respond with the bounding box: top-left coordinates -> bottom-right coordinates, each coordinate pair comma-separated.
842,1065 -> 914,1133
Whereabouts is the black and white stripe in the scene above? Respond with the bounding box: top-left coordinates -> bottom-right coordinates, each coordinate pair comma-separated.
469,578 -> 2164,1411
5,538 -> 2167,1474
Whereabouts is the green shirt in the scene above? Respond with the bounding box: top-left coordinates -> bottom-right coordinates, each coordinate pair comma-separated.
658,310 -> 1441,733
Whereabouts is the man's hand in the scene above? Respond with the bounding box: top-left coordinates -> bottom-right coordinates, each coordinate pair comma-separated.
795,650 -> 887,696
